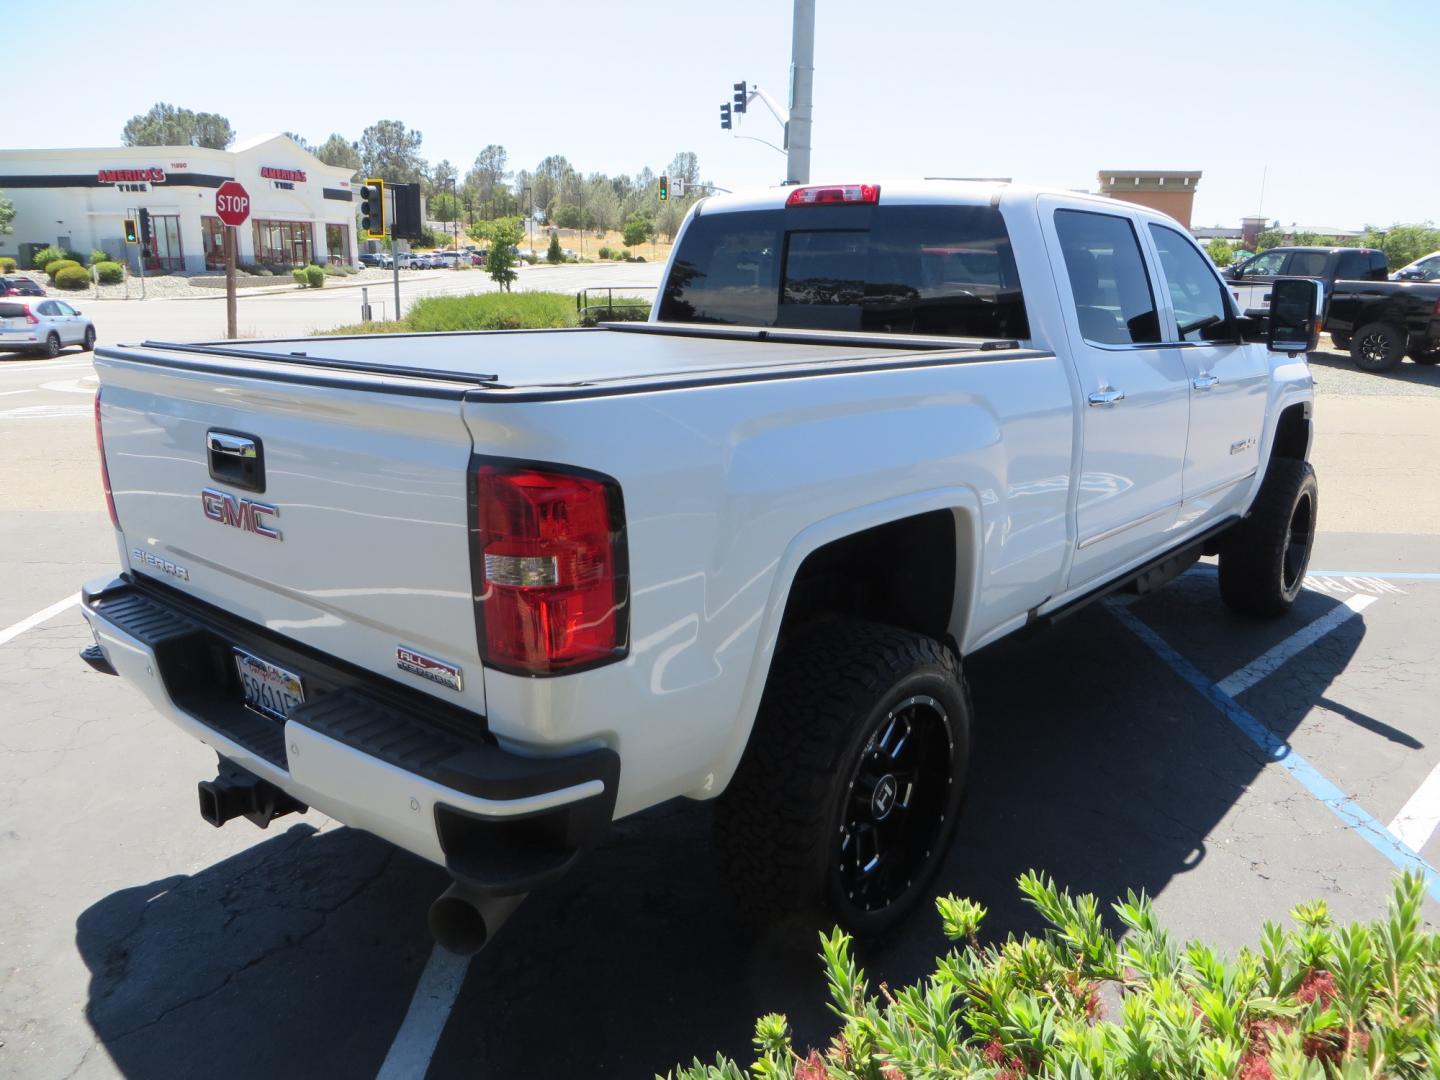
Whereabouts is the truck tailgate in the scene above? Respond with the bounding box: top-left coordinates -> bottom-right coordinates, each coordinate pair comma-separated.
95,349 -> 486,714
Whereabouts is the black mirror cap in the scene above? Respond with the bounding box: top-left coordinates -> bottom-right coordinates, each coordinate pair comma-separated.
1267,277 -> 1322,354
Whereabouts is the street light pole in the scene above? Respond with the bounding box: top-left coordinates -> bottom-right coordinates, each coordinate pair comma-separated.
787,0 -> 815,185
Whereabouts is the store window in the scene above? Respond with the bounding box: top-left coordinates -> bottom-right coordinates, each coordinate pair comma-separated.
144,214 -> 184,272
251,219 -> 313,269
325,223 -> 352,266
202,216 -> 226,271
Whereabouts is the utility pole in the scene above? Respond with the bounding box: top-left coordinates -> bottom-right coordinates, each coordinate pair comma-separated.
787,0 -> 815,184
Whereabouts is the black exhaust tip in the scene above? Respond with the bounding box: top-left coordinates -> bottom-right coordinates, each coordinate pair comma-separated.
428,885 -> 527,956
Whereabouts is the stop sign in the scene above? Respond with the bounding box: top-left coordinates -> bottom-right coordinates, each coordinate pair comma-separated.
215,180 -> 251,227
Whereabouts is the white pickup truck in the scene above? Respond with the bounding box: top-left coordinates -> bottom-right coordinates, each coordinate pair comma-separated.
81,181 -> 1323,953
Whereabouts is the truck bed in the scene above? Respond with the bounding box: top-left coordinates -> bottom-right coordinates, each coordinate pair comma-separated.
101,322 -> 1045,402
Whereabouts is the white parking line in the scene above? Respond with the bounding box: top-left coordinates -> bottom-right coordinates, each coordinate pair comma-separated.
0,593 -> 80,647
375,946 -> 471,1080
1214,594 -> 1378,697
1389,762 -> 1440,854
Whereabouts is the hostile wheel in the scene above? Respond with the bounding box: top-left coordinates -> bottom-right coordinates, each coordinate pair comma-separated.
1350,321 -> 1405,372
1218,458 -> 1318,618
82,326 -> 95,352
713,620 -> 971,934
44,332 -> 61,358
1329,332 -> 1351,351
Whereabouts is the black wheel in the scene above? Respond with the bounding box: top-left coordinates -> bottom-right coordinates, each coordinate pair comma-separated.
713,620 -> 971,934
1329,332 -> 1351,351
82,326 -> 95,352
1409,347 -> 1440,366
1218,458 -> 1318,618
1350,321 -> 1405,372
44,332 -> 60,358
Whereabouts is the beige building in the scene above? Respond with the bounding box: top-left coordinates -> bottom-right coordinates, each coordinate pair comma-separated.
1097,171 -> 1202,227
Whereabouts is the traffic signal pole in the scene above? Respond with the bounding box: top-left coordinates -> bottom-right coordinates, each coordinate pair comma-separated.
787,0 -> 815,184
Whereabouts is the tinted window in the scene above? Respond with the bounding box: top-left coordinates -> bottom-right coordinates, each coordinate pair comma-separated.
659,204 -> 1029,339
1242,250 -> 1287,276
1148,225 -> 1232,342
54,301 -> 77,315
1417,256 -> 1440,281
36,301 -> 57,316
1287,251 -> 1328,277
1372,251 -> 1391,276
1053,209 -> 1161,345
1333,251 -> 1368,279
0,302 -> 26,318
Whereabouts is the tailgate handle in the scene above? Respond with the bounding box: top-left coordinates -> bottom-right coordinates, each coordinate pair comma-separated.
207,430 -> 265,493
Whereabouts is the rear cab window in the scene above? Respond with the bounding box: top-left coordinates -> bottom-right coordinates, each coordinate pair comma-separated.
659,202 -> 1029,339
1051,209 -> 1161,346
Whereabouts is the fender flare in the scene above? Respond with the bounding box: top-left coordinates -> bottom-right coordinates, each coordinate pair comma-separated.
692,485 -> 986,800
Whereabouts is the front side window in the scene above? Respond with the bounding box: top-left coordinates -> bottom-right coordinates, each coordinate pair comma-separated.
54,301 -> 77,316
1414,255 -> 1440,281
1242,250 -> 1287,276
1053,209 -> 1161,346
1148,224 -> 1232,342
658,203 -> 1028,338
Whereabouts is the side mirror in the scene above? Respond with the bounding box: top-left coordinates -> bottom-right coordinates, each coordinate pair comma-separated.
1267,277 -> 1322,354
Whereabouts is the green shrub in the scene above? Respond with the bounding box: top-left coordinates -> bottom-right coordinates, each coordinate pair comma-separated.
546,232 -> 564,264
88,249 -> 110,268
597,246 -> 613,260
45,259 -> 82,281
94,261 -> 125,285
53,265 -> 91,290
669,871 -> 1440,1080
63,249 -> 87,265
291,268 -> 308,286
253,266 -> 274,277
322,263 -> 341,276
322,291 -> 579,336
304,264 -> 325,288
32,246 -> 66,271
0,256 -> 16,274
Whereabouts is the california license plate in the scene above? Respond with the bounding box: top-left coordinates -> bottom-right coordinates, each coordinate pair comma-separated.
233,648 -> 305,721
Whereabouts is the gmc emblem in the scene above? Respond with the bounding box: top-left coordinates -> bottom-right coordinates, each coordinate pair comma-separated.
201,488 -> 281,540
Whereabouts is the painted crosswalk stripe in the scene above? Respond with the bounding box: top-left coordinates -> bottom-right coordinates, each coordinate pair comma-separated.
0,594 -> 79,647
1214,594 -> 1377,697
1389,762 -> 1440,855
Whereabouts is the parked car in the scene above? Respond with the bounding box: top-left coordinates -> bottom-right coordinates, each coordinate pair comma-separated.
357,252 -> 392,269
0,298 -> 95,356
1,275 -> 47,297
1325,278 -> 1440,369
1223,246 -> 1387,312
83,181 -> 1321,951
1391,252 -> 1440,283
469,251 -> 487,266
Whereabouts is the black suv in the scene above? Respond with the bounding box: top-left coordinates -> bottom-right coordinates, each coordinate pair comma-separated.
1,275 -> 46,297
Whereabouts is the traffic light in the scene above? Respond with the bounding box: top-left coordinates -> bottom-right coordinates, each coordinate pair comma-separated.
658,175 -> 668,202
733,81 -> 747,113
138,209 -> 152,248
360,179 -> 386,239
720,103 -> 732,130
390,183 -> 423,240
123,218 -> 139,245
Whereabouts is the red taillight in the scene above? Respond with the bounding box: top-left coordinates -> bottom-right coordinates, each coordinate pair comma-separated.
24,304 -> 39,324
94,391 -> 119,528
474,462 -> 627,675
785,183 -> 880,207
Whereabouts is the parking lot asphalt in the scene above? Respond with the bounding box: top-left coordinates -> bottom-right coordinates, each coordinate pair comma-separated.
3,345 -> 1440,1078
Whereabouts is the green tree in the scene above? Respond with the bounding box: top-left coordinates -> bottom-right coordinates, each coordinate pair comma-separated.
665,151 -> 700,190
552,204 -> 583,230
1205,238 -> 1236,266
315,134 -> 362,174
464,144 -> 510,205
622,212 -> 652,248
283,132 -> 313,153
0,191 -> 14,236
583,177 -> 619,235
430,191 -> 461,224
1363,222 -> 1440,272
359,120 -> 426,184
533,154 -> 573,216
121,102 -> 234,149
546,231 -> 564,264
478,216 -> 524,291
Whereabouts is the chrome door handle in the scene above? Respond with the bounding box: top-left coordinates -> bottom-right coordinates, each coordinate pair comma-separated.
1192,373 -> 1220,391
207,431 -> 258,459
1087,389 -> 1125,407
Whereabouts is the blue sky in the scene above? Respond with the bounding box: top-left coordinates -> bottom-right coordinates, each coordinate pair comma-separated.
8,0 -> 1436,228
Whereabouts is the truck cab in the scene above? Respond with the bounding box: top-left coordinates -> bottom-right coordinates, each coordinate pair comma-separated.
1224,245 -> 1387,312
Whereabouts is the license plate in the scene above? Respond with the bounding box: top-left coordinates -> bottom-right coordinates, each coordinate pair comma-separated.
233,648 -> 305,721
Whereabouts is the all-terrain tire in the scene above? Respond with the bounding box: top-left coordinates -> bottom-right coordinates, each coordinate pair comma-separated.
1350,321 -> 1406,372
1218,458 -> 1318,618
713,620 -> 971,935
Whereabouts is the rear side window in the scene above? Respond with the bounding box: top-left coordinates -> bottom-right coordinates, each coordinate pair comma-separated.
1370,251 -> 1389,276
659,204 -> 1029,339
1287,251 -> 1328,276
1334,251 -> 1368,279
1052,209 -> 1161,346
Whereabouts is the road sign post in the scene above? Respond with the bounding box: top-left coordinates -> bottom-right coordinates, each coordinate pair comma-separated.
214,181 -> 252,339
